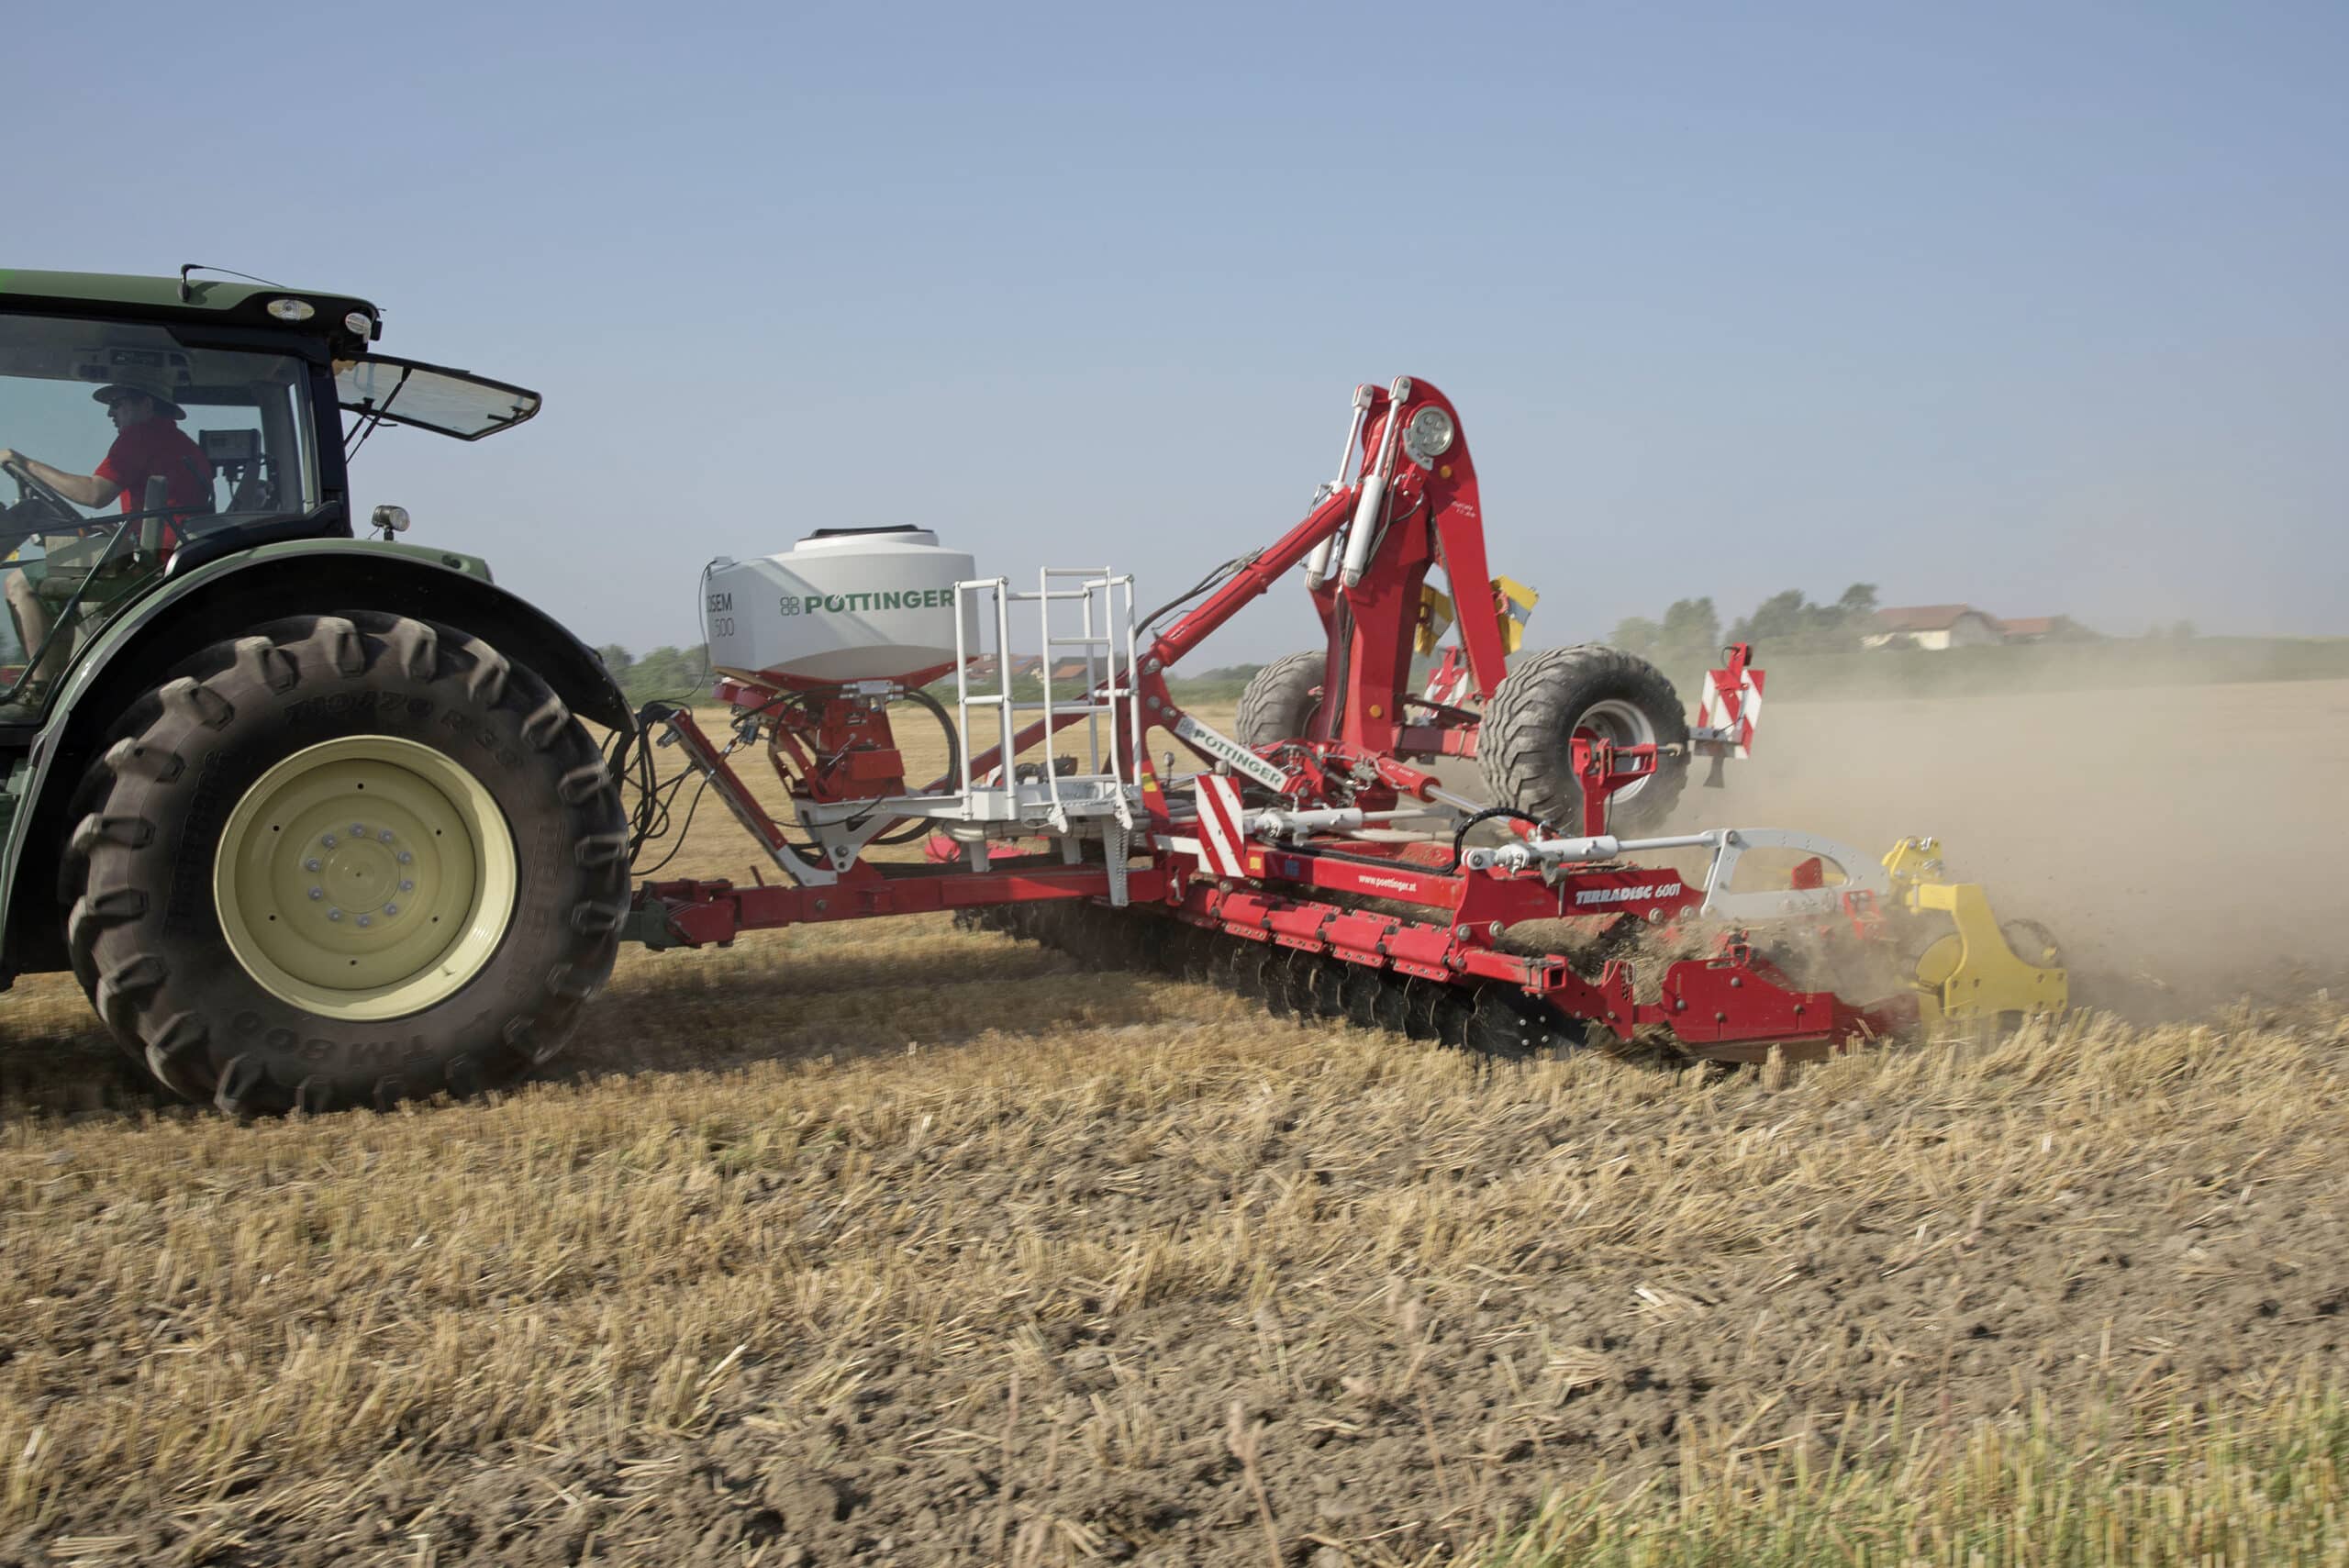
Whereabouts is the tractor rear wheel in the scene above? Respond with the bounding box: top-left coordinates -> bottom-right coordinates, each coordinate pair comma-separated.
61,612 -> 629,1115
1478,644 -> 1688,834
1234,651 -> 1325,750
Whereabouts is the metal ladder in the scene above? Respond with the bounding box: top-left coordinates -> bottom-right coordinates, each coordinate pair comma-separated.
951,567 -> 1143,844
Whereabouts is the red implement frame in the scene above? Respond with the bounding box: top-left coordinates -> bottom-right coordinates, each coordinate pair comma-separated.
623,377 -> 1900,1061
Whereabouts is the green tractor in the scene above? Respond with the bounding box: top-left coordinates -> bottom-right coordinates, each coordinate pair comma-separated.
0,269 -> 632,1115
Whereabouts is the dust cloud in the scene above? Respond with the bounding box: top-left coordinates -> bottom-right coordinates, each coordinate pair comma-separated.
1663,677 -> 2349,1018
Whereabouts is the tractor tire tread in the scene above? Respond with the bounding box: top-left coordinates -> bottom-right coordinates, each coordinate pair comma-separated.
63,611 -> 629,1115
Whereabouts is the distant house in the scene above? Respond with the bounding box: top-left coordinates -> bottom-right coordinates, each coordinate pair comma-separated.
1047,657 -> 1107,684
1996,615 -> 2095,644
1865,605 -> 2006,651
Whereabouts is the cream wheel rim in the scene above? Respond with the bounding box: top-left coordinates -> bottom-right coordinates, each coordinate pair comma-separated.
213,736 -> 518,1020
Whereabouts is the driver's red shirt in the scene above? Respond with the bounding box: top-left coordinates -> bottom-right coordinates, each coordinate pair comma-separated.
93,419 -> 212,560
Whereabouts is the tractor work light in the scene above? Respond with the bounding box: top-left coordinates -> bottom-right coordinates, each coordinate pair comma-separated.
1402,405 -> 1455,464
344,311 -> 373,336
267,298 -> 317,322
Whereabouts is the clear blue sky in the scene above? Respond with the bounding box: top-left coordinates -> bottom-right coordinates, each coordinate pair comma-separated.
12,0 -> 2344,659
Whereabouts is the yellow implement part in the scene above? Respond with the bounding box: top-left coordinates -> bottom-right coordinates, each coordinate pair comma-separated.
1420,577 -> 1538,657
1415,585 -> 1455,655
1493,575 -> 1538,654
1882,837 -> 2068,1025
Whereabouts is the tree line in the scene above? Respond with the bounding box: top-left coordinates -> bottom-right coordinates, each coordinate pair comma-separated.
1609,584 -> 1883,682
596,643 -> 712,707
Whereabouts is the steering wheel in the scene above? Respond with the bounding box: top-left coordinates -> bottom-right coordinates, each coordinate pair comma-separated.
3,455 -> 86,522
0,456 -> 92,552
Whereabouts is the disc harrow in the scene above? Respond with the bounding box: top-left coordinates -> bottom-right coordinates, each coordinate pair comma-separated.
957,899 -> 1587,1062
618,372 -> 2069,1068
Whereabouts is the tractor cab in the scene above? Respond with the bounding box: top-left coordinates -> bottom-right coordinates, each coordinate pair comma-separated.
0,269 -> 629,1117
0,270 -> 537,720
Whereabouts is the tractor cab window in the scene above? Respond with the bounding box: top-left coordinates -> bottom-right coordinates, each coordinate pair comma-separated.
1,313 -> 321,698
0,314 -> 322,533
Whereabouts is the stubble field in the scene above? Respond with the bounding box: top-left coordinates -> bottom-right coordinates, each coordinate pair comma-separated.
2,682 -> 2345,1566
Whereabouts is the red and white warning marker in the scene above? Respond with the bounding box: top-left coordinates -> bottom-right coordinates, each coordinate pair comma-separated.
1192,774 -> 1253,879
1420,646 -> 1473,708
1696,644 -> 1765,760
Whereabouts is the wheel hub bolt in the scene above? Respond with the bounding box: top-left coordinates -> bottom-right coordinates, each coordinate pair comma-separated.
398,879 -> 415,892
328,908 -> 344,921
384,903 -> 399,916
308,887 -> 324,901
396,851 -> 413,865
305,857 -> 322,873
379,829 -> 395,842
321,834 -> 337,848
356,915 -> 373,928
351,823 -> 367,837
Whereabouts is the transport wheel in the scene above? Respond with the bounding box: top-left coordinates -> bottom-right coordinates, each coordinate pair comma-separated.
1234,651 -> 1326,749
1478,644 -> 1688,834
62,613 -> 629,1116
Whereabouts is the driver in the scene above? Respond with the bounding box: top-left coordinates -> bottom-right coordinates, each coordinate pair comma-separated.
1,373 -> 213,691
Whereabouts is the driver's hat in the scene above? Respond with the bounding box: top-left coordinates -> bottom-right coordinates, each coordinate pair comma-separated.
92,373 -> 187,421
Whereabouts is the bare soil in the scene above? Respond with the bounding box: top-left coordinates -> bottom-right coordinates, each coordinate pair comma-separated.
0,680 -> 2342,1566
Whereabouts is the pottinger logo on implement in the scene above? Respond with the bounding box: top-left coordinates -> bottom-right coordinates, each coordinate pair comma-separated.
778,588 -> 958,617
1575,883 -> 1680,906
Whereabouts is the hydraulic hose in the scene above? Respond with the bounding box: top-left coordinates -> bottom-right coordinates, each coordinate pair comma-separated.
1448,806 -> 1552,873
864,686 -> 962,844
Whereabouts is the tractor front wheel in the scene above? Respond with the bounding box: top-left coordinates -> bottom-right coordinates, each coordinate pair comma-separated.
1477,645 -> 1689,834
62,613 -> 629,1115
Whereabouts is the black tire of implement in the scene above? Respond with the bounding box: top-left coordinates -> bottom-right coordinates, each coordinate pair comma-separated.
1234,651 -> 1327,750
61,612 -> 629,1116
1476,644 -> 1690,836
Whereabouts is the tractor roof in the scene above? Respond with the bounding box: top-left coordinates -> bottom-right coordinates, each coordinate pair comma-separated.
0,268 -> 380,353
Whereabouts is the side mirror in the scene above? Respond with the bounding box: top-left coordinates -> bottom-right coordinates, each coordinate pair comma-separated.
371,504 -> 411,539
